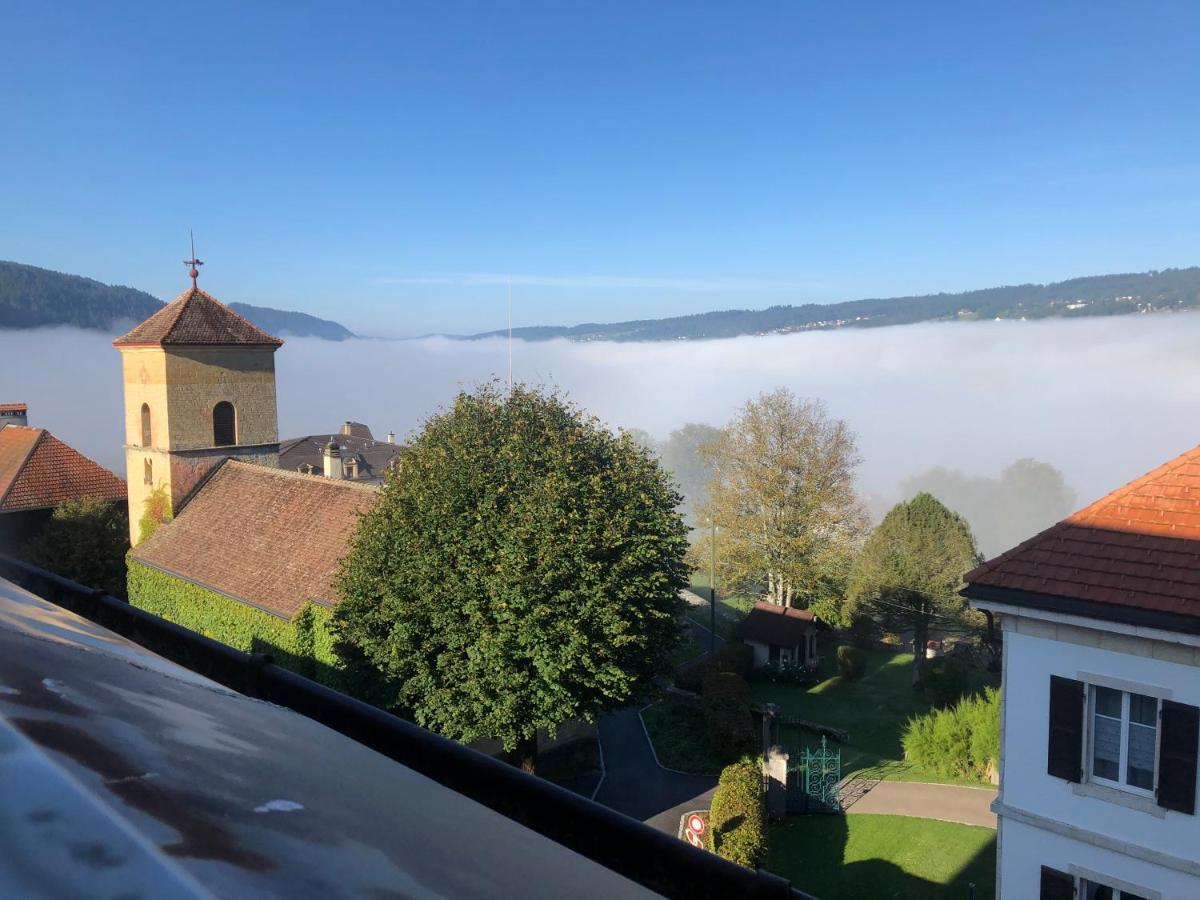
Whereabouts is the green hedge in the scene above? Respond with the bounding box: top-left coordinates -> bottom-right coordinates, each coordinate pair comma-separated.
127,559 -> 353,692
902,686 -> 1000,780
710,756 -> 766,868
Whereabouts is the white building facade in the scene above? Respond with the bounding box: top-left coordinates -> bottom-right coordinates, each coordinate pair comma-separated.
966,445 -> 1200,900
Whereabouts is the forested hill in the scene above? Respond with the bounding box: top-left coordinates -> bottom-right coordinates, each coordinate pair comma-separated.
0,261 -> 354,340
469,267 -> 1200,342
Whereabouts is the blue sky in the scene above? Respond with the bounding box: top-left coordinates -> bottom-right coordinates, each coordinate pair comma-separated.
2,1 -> 1198,336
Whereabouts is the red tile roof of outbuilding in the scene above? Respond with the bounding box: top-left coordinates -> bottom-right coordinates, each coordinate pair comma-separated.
0,403 -> 27,413
0,426 -> 126,512
741,600 -> 816,646
965,443 -> 1200,623
113,287 -> 283,348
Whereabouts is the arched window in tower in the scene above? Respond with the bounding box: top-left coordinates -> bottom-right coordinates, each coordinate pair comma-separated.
140,403 -> 152,447
213,401 -> 236,447
144,459 -> 153,486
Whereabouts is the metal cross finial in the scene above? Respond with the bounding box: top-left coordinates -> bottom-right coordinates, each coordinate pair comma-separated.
183,230 -> 204,289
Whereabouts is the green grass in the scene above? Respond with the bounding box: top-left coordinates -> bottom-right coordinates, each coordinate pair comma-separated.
753,644 -> 997,786
768,814 -> 996,900
641,701 -> 724,775
684,574 -> 756,641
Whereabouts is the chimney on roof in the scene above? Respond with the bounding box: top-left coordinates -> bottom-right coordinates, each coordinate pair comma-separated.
386,431 -> 395,444
0,403 -> 28,428
323,440 -> 343,479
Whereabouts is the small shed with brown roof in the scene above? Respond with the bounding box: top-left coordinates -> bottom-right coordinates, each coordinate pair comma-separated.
132,459 -> 376,619
741,600 -> 819,669
964,442 -> 1200,634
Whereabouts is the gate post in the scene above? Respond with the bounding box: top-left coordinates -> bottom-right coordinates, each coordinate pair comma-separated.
764,745 -> 789,822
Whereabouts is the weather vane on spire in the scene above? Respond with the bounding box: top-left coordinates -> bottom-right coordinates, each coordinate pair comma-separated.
183,230 -> 204,289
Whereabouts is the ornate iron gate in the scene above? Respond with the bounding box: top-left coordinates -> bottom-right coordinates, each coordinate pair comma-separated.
802,737 -> 842,812
785,736 -> 842,814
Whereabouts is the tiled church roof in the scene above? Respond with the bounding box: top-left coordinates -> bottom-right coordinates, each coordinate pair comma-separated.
133,460 -> 375,618
113,287 -> 283,348
965,443 -> 1200,624
0,426 -> 126,513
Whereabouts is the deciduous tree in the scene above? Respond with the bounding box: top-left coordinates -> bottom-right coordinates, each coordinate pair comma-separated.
21,498 -> 129,598
701,389 -> 865,610
333,383 -> 689,772
846,492 -> 983,688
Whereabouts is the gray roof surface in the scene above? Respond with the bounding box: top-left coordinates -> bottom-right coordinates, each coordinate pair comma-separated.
278,433 -> 406,485
0,576 -> 656,899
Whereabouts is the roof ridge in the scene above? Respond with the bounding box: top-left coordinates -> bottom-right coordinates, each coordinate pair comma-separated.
1067,443 -> 1200,524
158,289 -> 199,343
224,459 -> 380,492
0,427 -> 45,508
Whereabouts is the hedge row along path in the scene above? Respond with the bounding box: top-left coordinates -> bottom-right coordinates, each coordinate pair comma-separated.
841,780 -> 997,828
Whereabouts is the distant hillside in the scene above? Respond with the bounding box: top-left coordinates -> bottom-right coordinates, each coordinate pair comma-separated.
229,303 -> 354,341
469,267 -> 1200,342
0,261 -> 354,340
0,260 -> 160,329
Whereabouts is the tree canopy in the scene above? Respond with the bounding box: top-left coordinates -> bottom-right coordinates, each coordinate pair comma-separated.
846,492 -> 983,687
700,388 -> 865,614
332,383 -> 689,770
21,498 -> 130,599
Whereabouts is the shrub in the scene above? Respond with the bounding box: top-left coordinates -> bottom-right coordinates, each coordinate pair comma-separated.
902,686 -> 1000,779
138,486 -> 172,544
836,645 -> 865,680
20,498 -> 129,599
702,672 -> 756,762
753,661 -> 817,686
709,757 -> 766,868
847,615 -> 879,648
715,642 -> 754,678
924,656 -> 970,708
675,657 -> 716,694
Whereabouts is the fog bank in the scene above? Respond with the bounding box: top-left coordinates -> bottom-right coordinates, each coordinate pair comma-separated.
3,312 -> 1200,532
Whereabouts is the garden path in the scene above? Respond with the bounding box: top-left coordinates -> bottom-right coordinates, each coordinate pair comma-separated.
841,779 -> 997,828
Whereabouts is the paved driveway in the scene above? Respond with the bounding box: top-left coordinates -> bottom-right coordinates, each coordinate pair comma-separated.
593,707 -> 717,834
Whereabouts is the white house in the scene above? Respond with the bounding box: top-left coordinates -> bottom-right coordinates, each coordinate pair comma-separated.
964,444 -> 1200,900
742,600 -> 819,669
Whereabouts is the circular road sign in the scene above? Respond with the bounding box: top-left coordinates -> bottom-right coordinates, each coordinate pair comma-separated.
687,815 -> 705,834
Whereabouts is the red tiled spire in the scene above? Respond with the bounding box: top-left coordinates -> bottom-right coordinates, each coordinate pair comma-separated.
113,288 -> 283,348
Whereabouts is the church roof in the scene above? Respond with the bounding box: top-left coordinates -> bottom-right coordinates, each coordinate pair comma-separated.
132,459 -> 375,618
0,426 -> 126,513
965,442 -> 1200,630
112,287 -> 283,348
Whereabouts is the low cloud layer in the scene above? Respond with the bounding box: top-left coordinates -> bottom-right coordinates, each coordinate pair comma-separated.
4,312 -> 1200,537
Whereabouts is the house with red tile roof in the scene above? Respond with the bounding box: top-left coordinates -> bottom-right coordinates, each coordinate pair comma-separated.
963,444 -> 1200,900
0,423 -> 126,551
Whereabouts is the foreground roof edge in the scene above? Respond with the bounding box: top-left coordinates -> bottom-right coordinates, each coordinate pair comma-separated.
0,553 -> 817,900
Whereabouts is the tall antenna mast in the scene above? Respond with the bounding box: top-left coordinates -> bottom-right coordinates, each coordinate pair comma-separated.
507,275 -> 513,396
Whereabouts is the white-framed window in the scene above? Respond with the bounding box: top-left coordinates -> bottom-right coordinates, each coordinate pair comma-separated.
1088,685 -> 1158,795
1080,876 -> 1150,900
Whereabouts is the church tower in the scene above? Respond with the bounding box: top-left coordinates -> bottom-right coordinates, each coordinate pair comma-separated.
114,267 -> 284,545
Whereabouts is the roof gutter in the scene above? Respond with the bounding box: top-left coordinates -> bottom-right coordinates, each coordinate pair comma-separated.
0,554 -> 812,900
962,582 -> 1200,635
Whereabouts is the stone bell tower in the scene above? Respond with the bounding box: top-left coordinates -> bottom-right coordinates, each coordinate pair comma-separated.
114,260 -> 284,545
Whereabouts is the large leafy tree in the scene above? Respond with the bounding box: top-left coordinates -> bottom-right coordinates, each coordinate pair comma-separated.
700,388 -> 865,611
333,383 -> 689,772
846,492 -> 983,688
21,498 -> 130,599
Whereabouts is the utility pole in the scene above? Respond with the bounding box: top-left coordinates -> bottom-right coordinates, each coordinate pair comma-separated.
709,517 -> 717,656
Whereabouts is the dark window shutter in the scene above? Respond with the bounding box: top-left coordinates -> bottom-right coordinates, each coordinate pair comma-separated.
1158,700 -> 1199,815
1048,676 -> 1085,782
1040,866 -> 1074,900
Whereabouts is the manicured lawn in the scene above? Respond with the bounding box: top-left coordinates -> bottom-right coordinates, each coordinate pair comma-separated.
768,814 -> 996,900
641,701 -> 724,775
752,644 -> 997,786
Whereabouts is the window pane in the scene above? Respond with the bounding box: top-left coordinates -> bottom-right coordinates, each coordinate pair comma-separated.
1127,722 -> 1156,789
1093,710 -> 1121,781
1083,881 -> 1115,900
1129,693 -> 1157,727
1095,686 -> 1122,718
